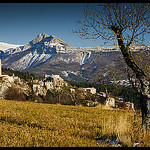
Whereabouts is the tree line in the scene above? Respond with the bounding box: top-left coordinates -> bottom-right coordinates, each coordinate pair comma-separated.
2,68 -> 44,82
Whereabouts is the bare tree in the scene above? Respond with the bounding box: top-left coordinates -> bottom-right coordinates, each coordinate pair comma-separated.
73,3 -> 150,133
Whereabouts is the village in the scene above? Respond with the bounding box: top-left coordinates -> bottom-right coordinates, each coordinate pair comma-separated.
0,59 -> 134,110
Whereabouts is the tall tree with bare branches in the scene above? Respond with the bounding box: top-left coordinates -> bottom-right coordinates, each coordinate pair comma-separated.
73,3 -> 150,132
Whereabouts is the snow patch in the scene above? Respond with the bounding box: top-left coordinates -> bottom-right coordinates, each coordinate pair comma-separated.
10,50 -> 53,70
0,42 -> 23,52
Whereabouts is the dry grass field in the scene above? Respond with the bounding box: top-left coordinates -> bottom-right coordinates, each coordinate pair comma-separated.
0,100 -> 149,147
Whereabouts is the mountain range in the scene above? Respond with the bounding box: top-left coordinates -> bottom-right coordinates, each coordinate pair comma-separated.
0,33 -> 149,82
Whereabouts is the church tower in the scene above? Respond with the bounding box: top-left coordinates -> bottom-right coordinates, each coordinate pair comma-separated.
0,59 -> 1,76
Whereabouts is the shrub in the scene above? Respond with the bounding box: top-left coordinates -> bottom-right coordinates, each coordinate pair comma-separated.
59,93 -> 75,105
27,89 -> 37,102
4,87 -> 26,101
45,89 -> 56,104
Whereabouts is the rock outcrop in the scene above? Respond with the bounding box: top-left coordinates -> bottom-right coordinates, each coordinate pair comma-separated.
0,75 -> 31,99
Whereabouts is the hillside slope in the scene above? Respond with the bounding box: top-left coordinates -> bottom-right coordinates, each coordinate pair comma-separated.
0,99 -> 149,147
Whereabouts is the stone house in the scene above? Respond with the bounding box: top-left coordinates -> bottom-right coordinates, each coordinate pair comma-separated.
106,98 -> 135,110
32,74 -> 68,96
33,84 -> 41,92
105,97 -> 115,107
50,74 -> 68,89
44,81 -> 53,90
0,59 -> 1,76
98,91 -> 135,110
44,74 -> 67,90
79,87 -> 96,95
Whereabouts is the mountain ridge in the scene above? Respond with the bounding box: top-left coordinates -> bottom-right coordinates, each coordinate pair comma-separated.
0,33 -> 149,82
0,42 -> 23,52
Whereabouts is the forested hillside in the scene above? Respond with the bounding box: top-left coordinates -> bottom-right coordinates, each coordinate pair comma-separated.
2,67 -> 141,109
67,80 -> 141,109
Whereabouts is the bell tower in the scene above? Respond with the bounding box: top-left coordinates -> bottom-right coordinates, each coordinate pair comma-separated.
0,59 -> 1,76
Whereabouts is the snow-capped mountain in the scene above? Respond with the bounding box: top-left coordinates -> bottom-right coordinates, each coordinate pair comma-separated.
0,42 -> 23,52
0,33 -> 93,71
1,33 -> 68,69
0,33 -> 149,82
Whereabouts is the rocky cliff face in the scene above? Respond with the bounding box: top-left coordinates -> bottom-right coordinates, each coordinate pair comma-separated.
0,75 -> 31,99
0,33 -> 149,82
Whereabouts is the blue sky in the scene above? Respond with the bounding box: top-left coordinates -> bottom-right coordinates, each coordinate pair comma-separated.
0,3 -> 149,47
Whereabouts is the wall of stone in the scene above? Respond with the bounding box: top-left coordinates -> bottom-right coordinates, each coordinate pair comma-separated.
0,59 -> 1,76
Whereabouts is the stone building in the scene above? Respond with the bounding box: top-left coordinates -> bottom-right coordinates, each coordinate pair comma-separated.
32,74 -> 68,96
106,97 -> 135,110
0,59 -> 1,76
98,91 -> 135,110
105,97 -> 115,107
44,74 -> 68,90
79,87 -> 96,95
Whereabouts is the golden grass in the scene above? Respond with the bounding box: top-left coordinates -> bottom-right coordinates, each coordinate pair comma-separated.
0,99 -> 149,147
96,103 -> 115,110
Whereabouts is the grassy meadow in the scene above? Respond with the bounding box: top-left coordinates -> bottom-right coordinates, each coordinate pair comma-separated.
0,99 -> 149,147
